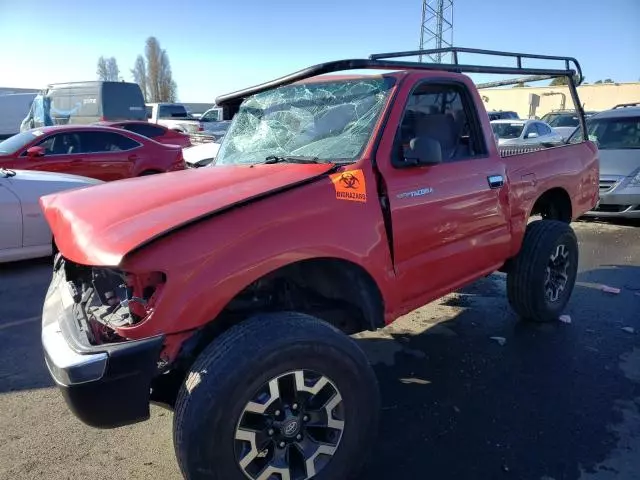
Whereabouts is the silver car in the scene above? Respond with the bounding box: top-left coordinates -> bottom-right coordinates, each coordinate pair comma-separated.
491,119 -> 564,146
0,168 -> 102,262
574,106 -> 640,219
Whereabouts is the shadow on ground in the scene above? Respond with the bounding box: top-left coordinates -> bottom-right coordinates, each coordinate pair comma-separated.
357,267 -> 640,480
0,258 -> 54,393
1,260 -> 638,480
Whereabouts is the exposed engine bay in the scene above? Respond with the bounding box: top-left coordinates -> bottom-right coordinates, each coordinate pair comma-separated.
60,259 -> 165,345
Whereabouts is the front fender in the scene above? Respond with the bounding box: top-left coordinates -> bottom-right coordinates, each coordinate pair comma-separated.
117,171 -> 396,339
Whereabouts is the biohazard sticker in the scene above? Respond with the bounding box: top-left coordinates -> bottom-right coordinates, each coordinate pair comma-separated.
330,169 -> 367,203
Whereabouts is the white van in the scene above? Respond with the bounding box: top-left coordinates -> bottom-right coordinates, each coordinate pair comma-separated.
0,93 -> 37,139
19,81 -> 146,131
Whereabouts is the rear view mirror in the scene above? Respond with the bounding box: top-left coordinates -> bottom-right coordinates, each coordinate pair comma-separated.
403,137 -> 442,167
26,146 -> 45,158
526,132 -> 539,139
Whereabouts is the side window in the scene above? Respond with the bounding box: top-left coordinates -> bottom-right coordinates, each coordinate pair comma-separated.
202,110 -> 220,122
539,123 -> 552,135
394,82 -> 485,166
36,133 -> 82,155
523,124 -> 537,138
122,123 -> 165,138
77,132 -> 141,153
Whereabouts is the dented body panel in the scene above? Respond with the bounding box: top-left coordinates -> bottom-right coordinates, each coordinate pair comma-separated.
39,65 -> 599,426
40,163 -> 336,266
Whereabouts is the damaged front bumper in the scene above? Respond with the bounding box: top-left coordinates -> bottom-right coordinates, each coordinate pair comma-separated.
42,259 -> 164,428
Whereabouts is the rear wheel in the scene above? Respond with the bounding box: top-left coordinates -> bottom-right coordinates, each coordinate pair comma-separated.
507,220 -> 578,322
173,312 -> 379,480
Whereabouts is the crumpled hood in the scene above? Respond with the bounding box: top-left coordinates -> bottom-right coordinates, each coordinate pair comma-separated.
40,164 -> 334,266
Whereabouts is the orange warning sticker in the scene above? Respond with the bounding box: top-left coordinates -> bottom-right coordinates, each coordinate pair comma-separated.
330,169 -> 367,203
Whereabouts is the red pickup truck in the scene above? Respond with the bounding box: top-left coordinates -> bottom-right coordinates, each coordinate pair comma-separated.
40,48 -> 598,480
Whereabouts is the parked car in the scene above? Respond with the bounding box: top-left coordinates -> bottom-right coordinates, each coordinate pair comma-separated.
488,110 -> 519,121
0,168 -> 101,262
541,110 -> 598,141
20,81 -> 146,132
571,105 -> 640,219
0,125 -> 185,181
199,107 -> 224,123
202,119 -> 232,141
183,141 -> 221,168
96,120 -> 192,148
0,93 -> 37,139
146,103 -> 204,134
39,48 -> 597,480
491,119 -> 564,146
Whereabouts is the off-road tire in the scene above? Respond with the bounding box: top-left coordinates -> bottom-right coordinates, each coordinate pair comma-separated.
173,312 -> 380,480
507,220 -> 578,322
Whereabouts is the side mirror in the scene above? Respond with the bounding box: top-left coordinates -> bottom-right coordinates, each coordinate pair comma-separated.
26,146 -> 45,158
526,132 -> 539,139
403,137 -> 442,167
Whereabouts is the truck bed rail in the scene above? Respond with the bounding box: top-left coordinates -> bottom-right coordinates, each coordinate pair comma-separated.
215,47 -> 586,136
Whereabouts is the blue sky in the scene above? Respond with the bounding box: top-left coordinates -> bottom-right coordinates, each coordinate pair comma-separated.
1,0 -> 638,102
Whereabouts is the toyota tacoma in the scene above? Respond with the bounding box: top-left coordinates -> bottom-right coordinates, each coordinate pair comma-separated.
40,48 -> 598,480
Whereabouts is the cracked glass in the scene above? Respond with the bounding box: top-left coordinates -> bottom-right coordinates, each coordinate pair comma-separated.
215,77 -> 395,166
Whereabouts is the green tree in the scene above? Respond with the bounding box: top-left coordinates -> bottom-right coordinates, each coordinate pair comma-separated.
549,76 -> 568,86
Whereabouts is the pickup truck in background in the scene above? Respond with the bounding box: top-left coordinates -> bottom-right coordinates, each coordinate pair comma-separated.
145,102 -> 204,134
40,48 -> 598,480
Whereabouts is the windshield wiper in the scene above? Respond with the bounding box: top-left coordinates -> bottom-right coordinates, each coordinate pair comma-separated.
0,168 -> 16,178
264,155 -> 323,164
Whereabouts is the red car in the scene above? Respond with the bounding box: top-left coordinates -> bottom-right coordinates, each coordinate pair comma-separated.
0,125 -> 185,181
96,120 -> 192,148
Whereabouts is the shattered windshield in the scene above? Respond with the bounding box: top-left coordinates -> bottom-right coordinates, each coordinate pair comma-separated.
215,77 -> 395,166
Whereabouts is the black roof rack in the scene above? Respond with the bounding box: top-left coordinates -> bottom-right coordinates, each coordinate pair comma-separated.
613,102 -> 640,109
215,47 -> 583,110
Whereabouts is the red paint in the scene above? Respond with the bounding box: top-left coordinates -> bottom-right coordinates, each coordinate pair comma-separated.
40,69 -> 599,361
97,121 -> 192,148
0,125 -> 185,181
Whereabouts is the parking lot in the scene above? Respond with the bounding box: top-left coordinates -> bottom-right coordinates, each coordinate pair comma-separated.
0,219 -> 638,480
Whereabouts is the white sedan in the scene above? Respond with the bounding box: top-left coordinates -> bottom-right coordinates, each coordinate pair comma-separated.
183,141 -> 221,168
491,119 -> 564,147
0,168 -> 102,263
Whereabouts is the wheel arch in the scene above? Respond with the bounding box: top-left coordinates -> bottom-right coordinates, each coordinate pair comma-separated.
529,187 -> 573,223
151,256 -> 386,408
202,256 -> 384,336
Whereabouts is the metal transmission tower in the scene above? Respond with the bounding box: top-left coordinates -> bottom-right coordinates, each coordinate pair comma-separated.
419,0 -> 454,62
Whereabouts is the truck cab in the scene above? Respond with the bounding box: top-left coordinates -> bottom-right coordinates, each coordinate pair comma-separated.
145,103 -> 204,134
40,47 -> 598,480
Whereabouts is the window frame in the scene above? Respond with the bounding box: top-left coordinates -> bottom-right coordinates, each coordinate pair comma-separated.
121,122 -> 166,139
75,130 -> 142,154
391,79 -> 489,168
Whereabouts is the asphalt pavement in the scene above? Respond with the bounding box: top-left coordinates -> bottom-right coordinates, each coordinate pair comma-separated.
0,220 -> 638,480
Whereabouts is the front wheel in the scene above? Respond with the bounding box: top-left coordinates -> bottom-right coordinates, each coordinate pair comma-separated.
173,312 -> 380,480
507,220 -> 579,322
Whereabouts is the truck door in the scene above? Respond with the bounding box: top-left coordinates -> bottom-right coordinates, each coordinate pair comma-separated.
0,177 -> 22,251
375,80 -> 512,306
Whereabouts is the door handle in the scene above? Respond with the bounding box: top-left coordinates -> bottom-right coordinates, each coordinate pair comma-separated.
487,175 -> 504,189
128,154 -> 138,161
71,159 -> 83,163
